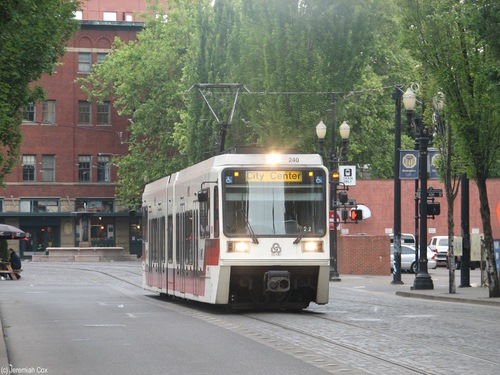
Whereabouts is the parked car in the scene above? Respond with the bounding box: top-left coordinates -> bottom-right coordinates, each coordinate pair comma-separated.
428,235 -> 450,264
390,244 -> 437,273
389,233 -> 416,245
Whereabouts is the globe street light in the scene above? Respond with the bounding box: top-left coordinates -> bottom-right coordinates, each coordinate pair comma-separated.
316,116 -> 350,281
403,86 -> 434,290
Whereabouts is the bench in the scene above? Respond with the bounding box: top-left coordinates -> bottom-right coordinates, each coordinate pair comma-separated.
0,261 -> 22,280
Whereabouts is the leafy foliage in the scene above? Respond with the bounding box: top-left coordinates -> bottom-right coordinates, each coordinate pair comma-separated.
398,0 -> 500,296
80,1 -> 197,208
0,239 -> 8,262
0,0 -> 80,184
81,1 -> 424,204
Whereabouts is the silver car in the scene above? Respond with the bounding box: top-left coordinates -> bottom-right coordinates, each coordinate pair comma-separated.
391,244 -> 437,273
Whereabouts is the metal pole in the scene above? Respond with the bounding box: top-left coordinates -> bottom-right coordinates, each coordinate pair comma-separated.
412,118 -> 434,290
392,85 -> 403,284
460,173 -> 471,287
414,137 -> 420,272
330,93 -> 340,281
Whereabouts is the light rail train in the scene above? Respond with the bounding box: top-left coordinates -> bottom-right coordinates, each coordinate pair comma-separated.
142,151 -> 330,309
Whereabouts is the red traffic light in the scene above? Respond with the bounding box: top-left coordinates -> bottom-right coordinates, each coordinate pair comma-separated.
350,209 -> 363,221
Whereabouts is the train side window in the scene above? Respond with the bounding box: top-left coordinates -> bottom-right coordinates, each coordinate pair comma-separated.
200,189 -> 210,239
160,216 -> 165,267
142,206 -> 148,242
214,186 -> 219,238
150,218 -> 158,265
184,210 -> 193,265
175,213 -> 180,264
167,214 -> 173,263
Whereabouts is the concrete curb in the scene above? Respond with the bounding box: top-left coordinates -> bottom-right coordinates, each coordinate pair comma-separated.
395,291 -> 500,307
0,317 -> 9,368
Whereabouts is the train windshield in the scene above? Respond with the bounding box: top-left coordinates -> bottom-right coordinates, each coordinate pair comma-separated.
222,168 -> 327,237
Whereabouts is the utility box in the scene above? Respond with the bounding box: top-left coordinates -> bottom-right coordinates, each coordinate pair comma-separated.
470,233 -> 483,263
454,233 -> 483,269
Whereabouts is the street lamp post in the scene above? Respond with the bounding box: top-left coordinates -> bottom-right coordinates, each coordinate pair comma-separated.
392,84 -> 404,284
316,104 -> 350,282
403,87 -> 434,290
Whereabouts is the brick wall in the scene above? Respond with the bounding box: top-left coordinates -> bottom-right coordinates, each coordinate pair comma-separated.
337,235 -> 391,276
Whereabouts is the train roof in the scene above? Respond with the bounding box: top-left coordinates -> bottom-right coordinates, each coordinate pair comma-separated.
211,153 -> 324,167
143,153 -> 325,198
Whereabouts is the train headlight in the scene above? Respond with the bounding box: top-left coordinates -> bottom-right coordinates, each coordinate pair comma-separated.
227,241 -> 251,253
302,241 -> 323,253
265,153 -> 282,165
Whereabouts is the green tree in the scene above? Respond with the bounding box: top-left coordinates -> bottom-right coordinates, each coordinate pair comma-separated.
399,0 -> 500,297
0,239 -> 8,262
0,0 -> 80,183
80,1 -> 196,208
183,0 -> 411,174
83,0 -> 414,206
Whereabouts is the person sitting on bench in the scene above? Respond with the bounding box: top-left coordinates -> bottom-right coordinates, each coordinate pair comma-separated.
8,248 -> 21,279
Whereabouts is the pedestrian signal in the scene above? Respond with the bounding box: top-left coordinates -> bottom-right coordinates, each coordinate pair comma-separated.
350,209 -> 363,221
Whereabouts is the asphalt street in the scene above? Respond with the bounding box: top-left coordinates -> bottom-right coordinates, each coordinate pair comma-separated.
1,261 -> 498,375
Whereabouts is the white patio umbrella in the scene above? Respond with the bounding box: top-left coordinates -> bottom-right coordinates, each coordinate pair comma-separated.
0,224 -> 26,239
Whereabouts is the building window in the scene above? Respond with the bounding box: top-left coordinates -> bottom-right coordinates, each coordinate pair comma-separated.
97,155 -> 111,182
23,103 -> 36,122
103,12 -> 117,21
74,10 -> 83,20
20,199 -> 59,213
78,155 -> 91,182
41,155 -> 55,182
97,102 -> 110,125
78,101 -> 91,125
78,52 -> 92,73
42,100 -> 56,124
97,52 -> 108,64
22,155 -> 36,181
76,199 -> 114,213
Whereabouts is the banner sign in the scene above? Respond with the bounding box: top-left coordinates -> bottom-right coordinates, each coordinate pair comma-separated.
429,150 -> 440,179
399,150 -> 419,179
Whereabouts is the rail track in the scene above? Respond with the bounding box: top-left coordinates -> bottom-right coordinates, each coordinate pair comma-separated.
40,262 -> 500,375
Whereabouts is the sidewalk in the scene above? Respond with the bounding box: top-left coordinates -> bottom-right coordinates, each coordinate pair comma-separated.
336,269 -> 500,307
1,263 -> 499,368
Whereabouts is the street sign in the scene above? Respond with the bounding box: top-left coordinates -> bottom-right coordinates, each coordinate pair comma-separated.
329,210 -> 340,230
416,187 -> 443,199
339,165 -> 356,186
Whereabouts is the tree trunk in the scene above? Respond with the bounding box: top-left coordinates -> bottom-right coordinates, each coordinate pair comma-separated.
476,177 -> 500,297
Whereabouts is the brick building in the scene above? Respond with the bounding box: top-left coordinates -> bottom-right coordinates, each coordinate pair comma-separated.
0,0 -> 166,257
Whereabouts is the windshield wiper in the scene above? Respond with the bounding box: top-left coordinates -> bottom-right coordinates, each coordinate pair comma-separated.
239,209 -> 259,244
293,214 -> 318,244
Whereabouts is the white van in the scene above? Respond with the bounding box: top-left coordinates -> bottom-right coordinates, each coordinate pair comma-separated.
389,233 -> 416,245
428,236 -> 449,264
429,235 -> 465,266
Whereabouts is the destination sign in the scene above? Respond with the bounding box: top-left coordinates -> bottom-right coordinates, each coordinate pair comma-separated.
246,171 -> 302,183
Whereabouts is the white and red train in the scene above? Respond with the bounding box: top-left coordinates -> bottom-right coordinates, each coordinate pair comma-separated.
142,152 -> 330,309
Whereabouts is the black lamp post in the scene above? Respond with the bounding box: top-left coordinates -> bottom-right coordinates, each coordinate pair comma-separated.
316,114 -> 350,282
392,85 -> 404,284
403,87 -> 434,290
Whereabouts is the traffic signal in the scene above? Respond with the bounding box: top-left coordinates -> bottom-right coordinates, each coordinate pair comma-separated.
331,170 -> 340,185
338,191 -> 348,204
350,209 -> 363,221
341,209 -> 348,222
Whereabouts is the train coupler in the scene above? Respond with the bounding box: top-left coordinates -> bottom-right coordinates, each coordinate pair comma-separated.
264,270 -> 290,293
